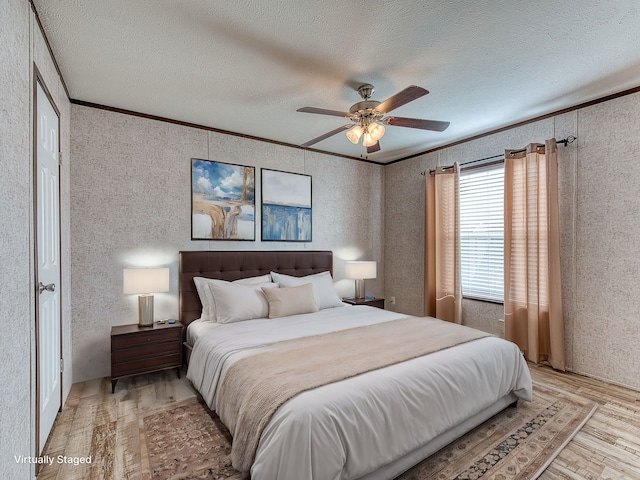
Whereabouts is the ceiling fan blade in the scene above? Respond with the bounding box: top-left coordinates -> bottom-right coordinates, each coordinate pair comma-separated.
297,107 -> 350,117
301,124 -> 352,147
367,142 -> 381,154
384,116 -> 450,132
376,86 -> 429,114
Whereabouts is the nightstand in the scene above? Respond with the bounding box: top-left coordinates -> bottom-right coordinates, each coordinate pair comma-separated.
110,322 -> 183,393
342,297 -> 385,309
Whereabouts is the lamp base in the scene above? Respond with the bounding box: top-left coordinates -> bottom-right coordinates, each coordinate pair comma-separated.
354,279 -> 365,299
138,294 -> 154,327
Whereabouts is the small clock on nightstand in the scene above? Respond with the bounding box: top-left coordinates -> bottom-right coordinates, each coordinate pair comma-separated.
342,297 -> 385,309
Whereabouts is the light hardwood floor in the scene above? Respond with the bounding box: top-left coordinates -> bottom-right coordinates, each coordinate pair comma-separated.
38,364 -> 640,479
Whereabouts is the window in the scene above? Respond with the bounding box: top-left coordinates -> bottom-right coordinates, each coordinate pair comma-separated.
459,163 -> 504,302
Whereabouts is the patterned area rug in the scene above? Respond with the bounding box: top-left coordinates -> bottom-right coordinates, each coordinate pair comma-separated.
142,398 -> 241,479
396,382 -> 597,479
142,382 -> 596,480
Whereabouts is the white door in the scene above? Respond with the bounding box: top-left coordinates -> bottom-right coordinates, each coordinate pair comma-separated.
36,81 -> 61,454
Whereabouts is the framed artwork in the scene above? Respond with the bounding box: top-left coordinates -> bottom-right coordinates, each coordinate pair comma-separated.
261,169 -> 312,242
191,159 -> 255,240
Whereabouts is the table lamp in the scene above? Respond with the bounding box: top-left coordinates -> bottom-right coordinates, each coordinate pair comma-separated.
123,267 -> 170,327
345,261 -> 377,299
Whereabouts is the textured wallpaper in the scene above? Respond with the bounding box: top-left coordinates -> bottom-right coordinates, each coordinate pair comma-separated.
0,2 -> 32,478
572,95 -> 640,389
70,91 -> 640,391
70,93 -> 640,392
384,97 -> 640,391
1,1 -> 72,477
70,107 -> 385,382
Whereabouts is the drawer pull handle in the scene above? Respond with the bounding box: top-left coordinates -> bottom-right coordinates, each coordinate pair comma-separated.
147,338 -> 151,342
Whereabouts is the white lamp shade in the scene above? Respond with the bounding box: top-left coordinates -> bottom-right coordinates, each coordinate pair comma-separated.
362,130 -> 377,147
369,123 -> 385,141
123,268 -> 170,294
345,261 -> 377,280
346,125 -> 363,144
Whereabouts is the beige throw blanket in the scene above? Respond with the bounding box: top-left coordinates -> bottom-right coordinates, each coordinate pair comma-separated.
217,316 -> 490,477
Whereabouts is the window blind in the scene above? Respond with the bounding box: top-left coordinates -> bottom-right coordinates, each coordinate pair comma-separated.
459,163 -> 504,302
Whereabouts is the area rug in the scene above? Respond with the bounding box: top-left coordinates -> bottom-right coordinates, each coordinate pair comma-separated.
396,382 -> 597,479
142,382 -> 596,480
141,398 -> 241,480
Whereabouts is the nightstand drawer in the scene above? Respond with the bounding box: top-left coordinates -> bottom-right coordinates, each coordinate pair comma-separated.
113,340 -> 180,362
112,328 -> 181,350
112,353 -> 181,378
110,322 -> 183,393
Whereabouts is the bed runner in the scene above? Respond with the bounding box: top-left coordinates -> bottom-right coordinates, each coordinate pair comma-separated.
217,316 -> 490,477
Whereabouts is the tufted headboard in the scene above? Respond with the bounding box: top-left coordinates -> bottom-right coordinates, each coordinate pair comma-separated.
179,250 -> 333,327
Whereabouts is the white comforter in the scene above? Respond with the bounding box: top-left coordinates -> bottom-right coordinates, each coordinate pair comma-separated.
187,307 -> 532,480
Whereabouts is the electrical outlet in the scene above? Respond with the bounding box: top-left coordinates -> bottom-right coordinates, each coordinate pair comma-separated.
389,296 -> 396,305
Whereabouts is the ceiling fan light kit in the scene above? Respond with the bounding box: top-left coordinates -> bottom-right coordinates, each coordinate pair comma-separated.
346,122 -> 385,146
297,84 -> 449,154
346,85 -> 386,147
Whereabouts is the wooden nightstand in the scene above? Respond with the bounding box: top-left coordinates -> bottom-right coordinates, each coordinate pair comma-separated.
342,297 -> 385,309
110,322 -> 183,393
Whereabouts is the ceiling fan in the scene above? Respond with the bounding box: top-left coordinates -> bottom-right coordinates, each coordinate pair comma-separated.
297,84 -> 450,154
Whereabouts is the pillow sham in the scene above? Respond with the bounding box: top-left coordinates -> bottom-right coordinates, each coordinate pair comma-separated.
270,271 -> 344,310
233,274 -> 271,285
261,283 -> 319,319
193,277 -> 216,321
193,274 -> 273,321
210,281 -> 279,324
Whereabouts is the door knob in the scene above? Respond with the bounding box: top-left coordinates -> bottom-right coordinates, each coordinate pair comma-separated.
39,282 -> 56,294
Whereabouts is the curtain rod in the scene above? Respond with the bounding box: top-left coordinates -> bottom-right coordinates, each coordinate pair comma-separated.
420,135 -> 576,176
507,135 -> 577,156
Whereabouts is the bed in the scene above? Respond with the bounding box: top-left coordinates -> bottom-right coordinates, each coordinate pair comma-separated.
180,250 -> 532,480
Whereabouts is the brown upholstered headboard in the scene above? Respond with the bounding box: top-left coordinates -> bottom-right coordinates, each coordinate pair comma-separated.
179,250 -> 333,327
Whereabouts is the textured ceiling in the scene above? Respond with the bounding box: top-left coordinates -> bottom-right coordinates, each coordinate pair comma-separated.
33,0 -> 640,163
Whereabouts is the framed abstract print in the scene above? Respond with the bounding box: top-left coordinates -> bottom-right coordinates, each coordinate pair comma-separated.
191,159 -> 255,240
261,169 -> 312,242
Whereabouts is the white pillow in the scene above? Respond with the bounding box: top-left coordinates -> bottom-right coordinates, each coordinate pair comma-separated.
233,274 -> 271,285
210,281 -> 279,324
193,274 -> 273,321
193,277 -> 216,321
262,283 -> 319,319
270,271 -> 344,310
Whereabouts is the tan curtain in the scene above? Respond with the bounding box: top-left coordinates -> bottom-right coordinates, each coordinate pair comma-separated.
425,164 -> 461,323
504,139 -> 565,370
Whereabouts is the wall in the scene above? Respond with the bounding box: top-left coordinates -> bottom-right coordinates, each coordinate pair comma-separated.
0,1 -> 32,477
573,94 -> 640,388
0,0 -> 72,478
71,91 -> 640,391
70,106 -> 385,382
384,96 -> 640,391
